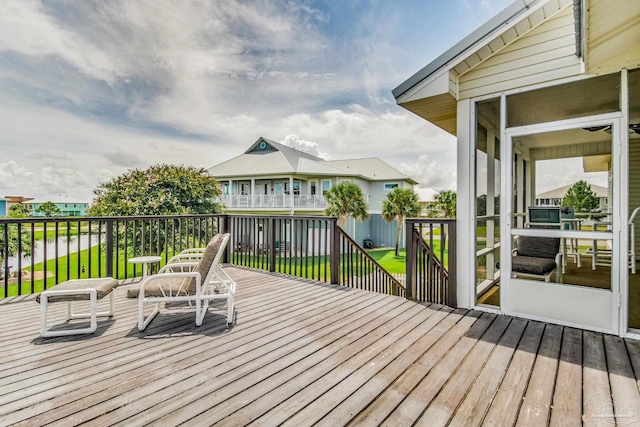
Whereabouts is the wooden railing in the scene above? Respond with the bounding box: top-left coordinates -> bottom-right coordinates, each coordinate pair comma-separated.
405,218 -> 457,306
0,215 -> 224,297
225,215 -> 404,296
1,214 -> 454,305
0,214 -> 405,300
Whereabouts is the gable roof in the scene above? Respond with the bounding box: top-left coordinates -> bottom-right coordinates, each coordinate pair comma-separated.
392,0 -> 543,100
208,137 -> 418,184
209,137 -> 348,178
536,183 -> 608,199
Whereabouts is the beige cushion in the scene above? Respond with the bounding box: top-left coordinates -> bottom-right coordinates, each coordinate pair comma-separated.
127,233 -> 226,298
185,233 -> 224,294
127,276 -> 192,298
36,278 -> 118,303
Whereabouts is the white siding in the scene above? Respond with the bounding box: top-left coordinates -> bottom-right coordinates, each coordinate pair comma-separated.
459,6 -> 582,100
587,0 -> 640,75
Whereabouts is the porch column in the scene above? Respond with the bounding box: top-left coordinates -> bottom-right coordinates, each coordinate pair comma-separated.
251,179 -> 255,208
456,98 -> 473,309
229,179 -> 234,207
289,176 -> 294,209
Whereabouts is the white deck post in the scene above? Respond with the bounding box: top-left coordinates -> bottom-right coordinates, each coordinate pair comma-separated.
457,98 -> 474,309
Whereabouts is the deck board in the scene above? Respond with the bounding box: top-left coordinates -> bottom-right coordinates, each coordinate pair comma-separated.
0,267 -> 640,426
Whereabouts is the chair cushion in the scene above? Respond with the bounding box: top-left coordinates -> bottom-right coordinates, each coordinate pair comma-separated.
185,233 -> 224,294
127,276 -> 193,298
512,256 -> 557,276
516,236 -> 560,260
36,278 -> 118,303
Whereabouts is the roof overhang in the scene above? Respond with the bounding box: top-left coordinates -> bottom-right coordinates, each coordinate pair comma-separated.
392,0 -> 569,135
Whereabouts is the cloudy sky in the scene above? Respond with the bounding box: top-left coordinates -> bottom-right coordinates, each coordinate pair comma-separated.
0,0 -> 518,202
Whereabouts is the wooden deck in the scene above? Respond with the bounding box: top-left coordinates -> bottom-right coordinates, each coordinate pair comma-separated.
2,267 -> 640,426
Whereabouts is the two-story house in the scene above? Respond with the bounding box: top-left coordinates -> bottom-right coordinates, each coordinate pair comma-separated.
208,137 -> 418,247
25,196 -> 89,217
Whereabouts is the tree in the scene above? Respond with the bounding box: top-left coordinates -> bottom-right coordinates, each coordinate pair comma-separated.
89,164 -> 223,216
561,180 -> 599,213
324,182 -> 370,227
425,190 -> 457,218
36,201 -> 62,217
88,164 -> 224,255
381,188 -> 421,256
8,204 -> 29,218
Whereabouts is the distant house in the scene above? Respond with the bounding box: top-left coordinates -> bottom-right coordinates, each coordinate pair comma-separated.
24,196 -> 89,217
536,183 -> 609,211
208,137 -> 418,247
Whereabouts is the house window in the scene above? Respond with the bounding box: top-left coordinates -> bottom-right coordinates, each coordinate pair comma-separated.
275,183 -> 283,194
240,183 -> 249,195
384,183 -> 399,190
310,181 -> 317,196
322,180 -> 331,195
293,181 -> 300,196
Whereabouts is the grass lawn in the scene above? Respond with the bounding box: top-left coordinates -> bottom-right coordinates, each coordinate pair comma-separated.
368,241 -> 449,273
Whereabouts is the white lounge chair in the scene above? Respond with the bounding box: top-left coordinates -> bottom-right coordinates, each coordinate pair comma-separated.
127,233 -> 235,331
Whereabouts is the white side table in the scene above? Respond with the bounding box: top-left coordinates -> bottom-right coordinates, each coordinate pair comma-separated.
128,256 -> 162,279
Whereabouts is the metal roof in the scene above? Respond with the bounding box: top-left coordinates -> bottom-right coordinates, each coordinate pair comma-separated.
536,183 -> 608,199
325,158 -> 418,184
208,138 -> 417,184
392,0 -> 541,100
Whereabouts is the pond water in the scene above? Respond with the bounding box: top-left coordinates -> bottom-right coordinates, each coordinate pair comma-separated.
4,234 -> 100,274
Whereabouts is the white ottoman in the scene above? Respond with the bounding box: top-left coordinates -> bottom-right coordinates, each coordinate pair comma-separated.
37,278 -> 119,337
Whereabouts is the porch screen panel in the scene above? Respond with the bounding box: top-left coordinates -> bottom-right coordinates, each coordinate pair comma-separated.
510,126 -> 613,291
475,98 -> 501,307
506,73 -> 620,127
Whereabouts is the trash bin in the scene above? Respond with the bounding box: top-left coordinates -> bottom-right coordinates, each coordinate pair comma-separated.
363,238 -> 374,249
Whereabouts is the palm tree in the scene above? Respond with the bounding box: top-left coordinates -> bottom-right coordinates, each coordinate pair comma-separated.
382,188 -> 421,256
426,190 -> 457,218
324,182 -> 369,227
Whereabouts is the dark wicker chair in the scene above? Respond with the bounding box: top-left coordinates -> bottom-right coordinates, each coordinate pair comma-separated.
511,236 -> 562,283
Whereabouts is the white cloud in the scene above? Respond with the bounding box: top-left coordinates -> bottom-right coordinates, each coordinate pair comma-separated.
0,0 -> 514,203
281,134 -> 330,160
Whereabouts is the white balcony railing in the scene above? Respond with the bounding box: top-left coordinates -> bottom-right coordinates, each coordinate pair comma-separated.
218,194 -> 328,209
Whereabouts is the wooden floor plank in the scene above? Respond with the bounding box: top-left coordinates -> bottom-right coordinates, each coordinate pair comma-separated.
412,315 -> 514,427
582,330 -> 615,427
604,335 -> 640,426
380,312 -> 498,426
0,277 -> 348,414
549,327 -> 582,427
313,308 -> 468,427
15,288 -> 395,426
0,268 -> 638,427
447,318 -> 528,427
271,306 -> 452,427
66,294 -> 406,426
191,303 -> 444,427
346,310 -> 483,427
116,298 -> 419,425
482,321 -> 545,427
